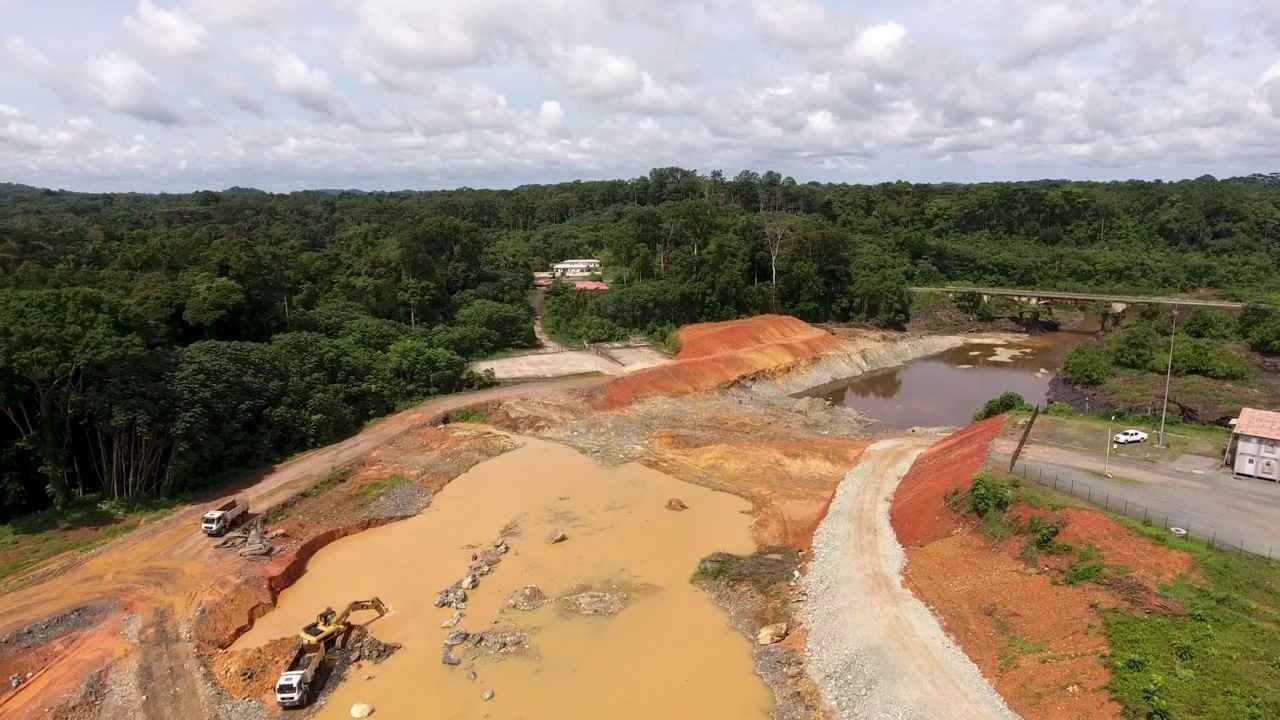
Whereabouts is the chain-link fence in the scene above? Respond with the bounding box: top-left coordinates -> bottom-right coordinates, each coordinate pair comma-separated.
1011,461 -> 1278,562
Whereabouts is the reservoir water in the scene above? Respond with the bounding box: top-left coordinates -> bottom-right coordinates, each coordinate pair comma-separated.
806,332 -> 1089,430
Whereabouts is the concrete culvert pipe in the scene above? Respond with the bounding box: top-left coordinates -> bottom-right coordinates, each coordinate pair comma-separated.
1170,527 -> 1188,538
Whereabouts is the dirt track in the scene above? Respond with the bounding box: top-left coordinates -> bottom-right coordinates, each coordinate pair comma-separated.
804,438 -> 1019,719
0,375 -> 605,719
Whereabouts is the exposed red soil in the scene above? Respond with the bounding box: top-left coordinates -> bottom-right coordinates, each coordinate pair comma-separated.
596,315 -> 843,408
890,416 -> 1004,546
642,431 -> 864,549
1010,505 -> 1195,588
903,534 -> 1124,720
209,637 -> 296,704
892,420 -> 1197,720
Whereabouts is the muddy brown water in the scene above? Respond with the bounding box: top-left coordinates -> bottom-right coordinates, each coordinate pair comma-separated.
806,332 -> 1089,430
233,436 -> 772,719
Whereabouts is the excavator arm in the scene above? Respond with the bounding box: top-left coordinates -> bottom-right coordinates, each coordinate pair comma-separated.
299,597 -> 387,645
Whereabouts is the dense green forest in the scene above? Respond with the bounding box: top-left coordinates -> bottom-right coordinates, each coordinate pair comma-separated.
4,169 -> 1280,519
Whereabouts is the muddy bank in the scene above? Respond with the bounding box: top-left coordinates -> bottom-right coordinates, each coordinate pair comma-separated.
740,334 -> 971,399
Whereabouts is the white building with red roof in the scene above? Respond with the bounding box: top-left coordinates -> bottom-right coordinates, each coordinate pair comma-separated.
1228,407 -> 1280,481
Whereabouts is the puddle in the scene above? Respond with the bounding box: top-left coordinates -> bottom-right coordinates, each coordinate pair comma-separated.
803,332 -> 1089,430
233,437 -> 772,719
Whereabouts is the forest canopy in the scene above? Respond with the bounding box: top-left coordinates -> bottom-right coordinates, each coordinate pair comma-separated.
4,169 -> 1280,518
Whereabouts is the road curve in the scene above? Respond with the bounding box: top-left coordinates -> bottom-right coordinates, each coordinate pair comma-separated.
803,437 -> 1021,720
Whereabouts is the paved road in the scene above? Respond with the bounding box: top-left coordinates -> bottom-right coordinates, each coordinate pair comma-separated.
805,438 -> 1019,720
992,438 -> 1280,557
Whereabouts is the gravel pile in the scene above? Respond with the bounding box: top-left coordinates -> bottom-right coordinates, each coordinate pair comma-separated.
365,479 -> 430,520
0,601 -> 110,651
801,440 -> 1020,720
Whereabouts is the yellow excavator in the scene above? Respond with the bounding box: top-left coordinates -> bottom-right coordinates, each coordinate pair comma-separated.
299,597 -> 388,647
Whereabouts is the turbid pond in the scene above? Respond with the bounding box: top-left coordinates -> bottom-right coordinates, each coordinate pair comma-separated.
233,435 -> 772,719
806,332 -> 1089,430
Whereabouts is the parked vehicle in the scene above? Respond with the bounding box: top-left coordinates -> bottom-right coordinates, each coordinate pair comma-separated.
275,643 -> 325,708
201,498 -> 248,536
1113,429 -> 1149,444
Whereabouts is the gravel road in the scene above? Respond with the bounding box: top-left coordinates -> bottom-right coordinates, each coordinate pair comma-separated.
803,437 -> 1021,720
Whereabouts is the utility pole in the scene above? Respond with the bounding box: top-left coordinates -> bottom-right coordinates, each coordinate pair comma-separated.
1157,306 -> 1177,448
1105,414 -> 1115,478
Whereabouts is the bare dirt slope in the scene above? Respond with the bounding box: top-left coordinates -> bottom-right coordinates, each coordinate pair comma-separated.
597,315 -> 843,407
0,375 -> 604,720
804,437 -> 1019,720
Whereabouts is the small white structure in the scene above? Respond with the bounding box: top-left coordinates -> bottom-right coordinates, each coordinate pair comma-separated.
551,259 -> 601,278
1227,407 -> 1280,481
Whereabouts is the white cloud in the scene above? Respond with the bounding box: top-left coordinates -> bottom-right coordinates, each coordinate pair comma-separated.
259,47 -> 352,119
124,0 -> 212,57
0,0 -> 1279,190
1114,1 -> 1206,81
1003,3 -> 1111,66
846,22 -> 908,65
83,52 -> 183,125
751,0 -> 846,49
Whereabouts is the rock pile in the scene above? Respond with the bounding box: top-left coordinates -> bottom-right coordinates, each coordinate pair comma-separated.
506,585 -> 548,611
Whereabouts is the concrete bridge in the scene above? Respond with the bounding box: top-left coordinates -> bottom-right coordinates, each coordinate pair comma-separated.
910,286 -> 1244,313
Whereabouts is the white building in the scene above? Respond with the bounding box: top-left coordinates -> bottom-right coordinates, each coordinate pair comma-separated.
551,259 -> 602,278
1227,407 -> 1280,481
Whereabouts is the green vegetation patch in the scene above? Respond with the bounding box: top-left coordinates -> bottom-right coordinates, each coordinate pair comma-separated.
980,470 -> 1280,719
1104,535 -> 1280,720
356,472 -> 408,506
0,498 -> 171,581
693,547 -> 799,593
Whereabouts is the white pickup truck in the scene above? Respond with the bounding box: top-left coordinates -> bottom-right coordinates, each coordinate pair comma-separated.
201,498 -> 248,536
275,644 -> 325,708
1113,429 -> 1149,444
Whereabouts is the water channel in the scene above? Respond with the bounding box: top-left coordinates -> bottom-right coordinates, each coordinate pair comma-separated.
234,436 -> 772,720
805,332 -> 1090,430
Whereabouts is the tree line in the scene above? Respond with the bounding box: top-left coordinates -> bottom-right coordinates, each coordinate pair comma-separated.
4,169 -> 1280,518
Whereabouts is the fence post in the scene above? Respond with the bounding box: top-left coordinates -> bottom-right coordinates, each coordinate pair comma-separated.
1106,492 -> 1110,510
1124,499 -> 1129,516
1087,486 -> 1092,502
1143,508 -> 1148,523
1164,515 -> 1168,530
1070,479 -> 1075,496
1240,538 -> 1245,556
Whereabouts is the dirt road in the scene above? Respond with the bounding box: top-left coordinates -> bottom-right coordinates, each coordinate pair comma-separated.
0,375 -> 605,720
803,438 -> 1020,720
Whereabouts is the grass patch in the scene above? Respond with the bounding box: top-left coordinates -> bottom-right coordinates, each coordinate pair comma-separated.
447,407 -> 492,424
356,473 -> 407,506
0,497 -> 173,581
262,464 -> 356,523
694,547 -> 798,593
983,469 -> 1280,718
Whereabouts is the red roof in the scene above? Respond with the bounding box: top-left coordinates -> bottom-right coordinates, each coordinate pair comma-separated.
572,281 -> 610,290
1233,407 -> 1280,441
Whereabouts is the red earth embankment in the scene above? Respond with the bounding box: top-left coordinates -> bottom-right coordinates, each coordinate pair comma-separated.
890,416 -> 1004,546
890,418 -> 1193,720
597,315 -> 843,408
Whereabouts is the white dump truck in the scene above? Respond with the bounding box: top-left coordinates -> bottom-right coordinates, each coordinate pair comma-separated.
275,644 -> 325,708
201,498 -> 248,536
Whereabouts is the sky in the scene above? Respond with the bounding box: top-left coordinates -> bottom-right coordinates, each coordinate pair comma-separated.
1,0 -> 1279,192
